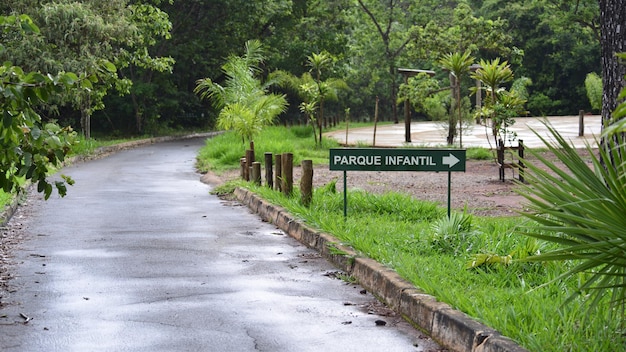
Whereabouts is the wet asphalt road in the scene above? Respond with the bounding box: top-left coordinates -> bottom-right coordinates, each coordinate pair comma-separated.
0,138 -> 437,352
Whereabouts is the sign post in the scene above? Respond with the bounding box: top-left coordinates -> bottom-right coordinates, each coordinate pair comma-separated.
330,148 -> 466,217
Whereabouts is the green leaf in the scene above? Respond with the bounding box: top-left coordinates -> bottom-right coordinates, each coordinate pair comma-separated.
101,60 -> 117,73
30,126 -> 41,140
23,152 -> 32,167
37,179 -> 46,193
55,181 -> 67,197
81,79 -> 93,90
44,183 -> 53,200
2,111 -> 12,128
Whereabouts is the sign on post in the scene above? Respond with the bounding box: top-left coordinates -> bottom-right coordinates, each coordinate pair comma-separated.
329,148 -> 466,218
330,148 -> 465,172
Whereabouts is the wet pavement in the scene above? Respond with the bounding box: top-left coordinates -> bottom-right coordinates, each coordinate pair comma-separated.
326,115 -> 602,148
0,139 -> 439,351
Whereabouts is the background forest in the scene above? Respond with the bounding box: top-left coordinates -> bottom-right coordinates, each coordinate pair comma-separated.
0,0 -> 601,137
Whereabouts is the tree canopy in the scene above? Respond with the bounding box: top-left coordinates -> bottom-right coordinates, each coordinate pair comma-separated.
0,0 -> 618,140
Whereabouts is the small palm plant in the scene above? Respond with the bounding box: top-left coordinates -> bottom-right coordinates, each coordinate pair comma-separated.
194,40 -> 287,144
471,58 -> 525,146
515,112 -> 626,321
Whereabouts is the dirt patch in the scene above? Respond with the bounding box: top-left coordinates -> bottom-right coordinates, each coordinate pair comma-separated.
206,148 -> 593,218
207,158 -> 529,217
0,204 -> 29,307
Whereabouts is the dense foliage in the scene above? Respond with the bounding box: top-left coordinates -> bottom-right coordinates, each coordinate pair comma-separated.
0,0 -> 607,136
0,14 -> 84,198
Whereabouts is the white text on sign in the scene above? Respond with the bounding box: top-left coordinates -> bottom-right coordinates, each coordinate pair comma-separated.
333,155 -> 437,167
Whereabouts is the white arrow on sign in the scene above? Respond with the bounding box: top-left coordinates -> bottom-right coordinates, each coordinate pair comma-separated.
442,153 -> 460,168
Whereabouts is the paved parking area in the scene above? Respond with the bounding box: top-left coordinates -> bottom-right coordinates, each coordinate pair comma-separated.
326,115 -> 602,148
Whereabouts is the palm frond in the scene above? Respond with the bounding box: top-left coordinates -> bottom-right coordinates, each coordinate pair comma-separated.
516,119 -> 626,316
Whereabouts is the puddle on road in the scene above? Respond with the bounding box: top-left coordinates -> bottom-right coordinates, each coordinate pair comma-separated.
55,249 -> 125,258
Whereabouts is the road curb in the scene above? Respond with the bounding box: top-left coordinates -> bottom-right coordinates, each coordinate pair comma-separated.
0,194 -> 21,227
233,187 -> 530,352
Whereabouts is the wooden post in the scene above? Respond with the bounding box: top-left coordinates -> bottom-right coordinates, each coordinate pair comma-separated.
281,153 -> 293,196
475,80 -> 482,123
300,160 -> 313,207
251,162 -> 261,185
240,158 -> 247,180
245,145 -> 254,182
264,152 -> 273,189
275,154 -> 282,192
345,108 -> 350,145
579,110 -> 585,136
403,74 -> 411,143
373,96 -> 379,147
497,139 -> 505,182
518,140 -> 525,183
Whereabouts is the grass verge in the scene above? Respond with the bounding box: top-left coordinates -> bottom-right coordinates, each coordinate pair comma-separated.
203,126 -> 625,351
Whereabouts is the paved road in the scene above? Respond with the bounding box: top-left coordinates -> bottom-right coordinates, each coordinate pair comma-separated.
0,138 -> 437,352
326,115 -> 602,148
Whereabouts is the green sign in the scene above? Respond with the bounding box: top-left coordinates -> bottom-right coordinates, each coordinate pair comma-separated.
330,148 -> 466,172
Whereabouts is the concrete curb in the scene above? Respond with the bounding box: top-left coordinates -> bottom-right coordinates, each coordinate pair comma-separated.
234,187 -> 530,352
0,194 -> 21,227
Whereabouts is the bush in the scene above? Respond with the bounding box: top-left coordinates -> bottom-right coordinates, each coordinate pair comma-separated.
584,72 -> 602,113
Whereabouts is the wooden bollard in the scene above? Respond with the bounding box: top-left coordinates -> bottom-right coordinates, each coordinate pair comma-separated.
240,157 -> 247,180
245,149 -> 255,181
281,153 -> 293,196
251,162 -> 261,185
264,153 -> 273,189
518,140 -> 525,183
300,160 -> 313,207
579,109 -> 585,136
275,154 -> 282,192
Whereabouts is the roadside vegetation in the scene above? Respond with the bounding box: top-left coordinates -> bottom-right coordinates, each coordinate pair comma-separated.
200,125 -> 626,352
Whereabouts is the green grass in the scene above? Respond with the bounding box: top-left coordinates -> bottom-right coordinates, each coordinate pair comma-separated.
196,125 -> 339,173
466,146 -> 493,160
201,126 -> 626,351
0,190 -> 13,216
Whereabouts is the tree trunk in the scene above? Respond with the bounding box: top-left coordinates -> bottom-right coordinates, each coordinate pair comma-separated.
318,99 -> 324,145
599,0 -> 626,147
391,65 -> 398,124
80,97 -> 92,140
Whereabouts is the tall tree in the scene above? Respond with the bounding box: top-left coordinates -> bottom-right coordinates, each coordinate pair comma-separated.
0,0 -> 173,138
598,0 -> 626,146
355,0 -> 423,123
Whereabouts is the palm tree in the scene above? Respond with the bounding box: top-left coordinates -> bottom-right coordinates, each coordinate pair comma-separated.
274,52 -> 347,145
194,40 -> 287,144
439,50 -> 475,147
307,52 -> 337,144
